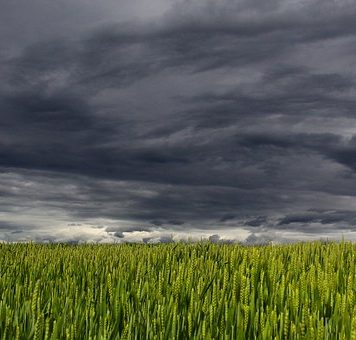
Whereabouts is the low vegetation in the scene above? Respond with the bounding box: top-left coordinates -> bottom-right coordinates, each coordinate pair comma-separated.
1,241 -> 356,339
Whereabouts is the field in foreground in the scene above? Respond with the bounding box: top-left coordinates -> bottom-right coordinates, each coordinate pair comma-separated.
1,242 -> 356,339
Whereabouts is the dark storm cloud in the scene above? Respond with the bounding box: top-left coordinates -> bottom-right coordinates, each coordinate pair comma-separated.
0,221 -> 26,232
278,210 -> 356,227
2,0 -> 356,242
186,68 -> 356,130
220,214 -> 236,222
244,216 -> 267,227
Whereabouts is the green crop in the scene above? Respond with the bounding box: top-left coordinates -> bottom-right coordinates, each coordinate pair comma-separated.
1,241 -> 356,339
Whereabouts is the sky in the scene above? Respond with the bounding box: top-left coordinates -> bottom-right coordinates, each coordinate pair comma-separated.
1,0 -> 356,243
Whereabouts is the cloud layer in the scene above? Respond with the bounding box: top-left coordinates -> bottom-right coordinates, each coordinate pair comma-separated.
2,0 -> 356,242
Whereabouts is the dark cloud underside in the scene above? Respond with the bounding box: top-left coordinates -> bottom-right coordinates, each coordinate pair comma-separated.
1,0 -> 356,242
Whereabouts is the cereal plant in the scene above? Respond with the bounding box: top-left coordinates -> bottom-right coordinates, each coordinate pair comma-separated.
0,241 -> 356,339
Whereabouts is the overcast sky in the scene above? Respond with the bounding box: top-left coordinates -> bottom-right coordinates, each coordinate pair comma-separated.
2,0 -> 356,243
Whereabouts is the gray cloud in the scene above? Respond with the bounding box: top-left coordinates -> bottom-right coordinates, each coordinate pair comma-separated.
277,210 -> 356,230
243,232 -> 292,245
2,0 -> 356,242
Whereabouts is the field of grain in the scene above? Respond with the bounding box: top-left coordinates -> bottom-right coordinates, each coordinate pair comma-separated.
1,242 -> 356,339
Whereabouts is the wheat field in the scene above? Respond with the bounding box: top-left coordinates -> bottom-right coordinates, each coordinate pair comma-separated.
0,241 -> 356,339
